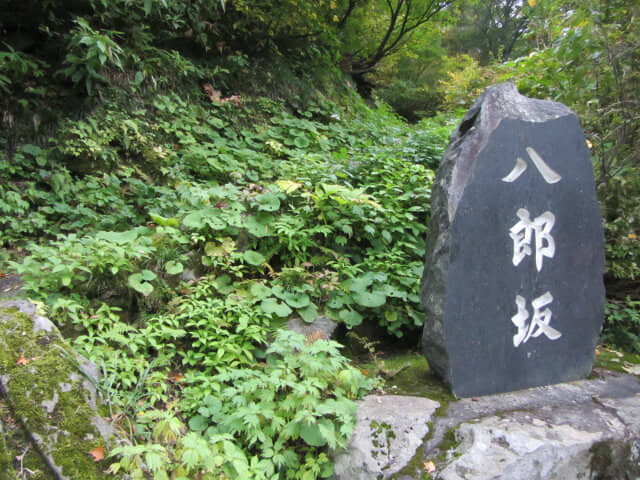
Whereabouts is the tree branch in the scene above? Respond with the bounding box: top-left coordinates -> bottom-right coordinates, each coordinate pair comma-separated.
349,0 -> 455,74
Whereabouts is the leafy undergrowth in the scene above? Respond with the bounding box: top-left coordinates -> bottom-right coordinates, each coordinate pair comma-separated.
1,80 -> 455,478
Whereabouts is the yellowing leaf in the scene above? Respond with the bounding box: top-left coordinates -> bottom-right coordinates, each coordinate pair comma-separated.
527,0 -> 537,6
89,445 -> 105,462
276,180 -> 302,194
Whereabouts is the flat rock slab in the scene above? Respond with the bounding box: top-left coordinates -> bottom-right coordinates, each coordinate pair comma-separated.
414,369 -> 640,480
421,83 -> 605,397
333,395 -> 440,480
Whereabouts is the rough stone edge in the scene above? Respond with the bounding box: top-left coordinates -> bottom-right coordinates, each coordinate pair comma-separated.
332,395 -> 440,480
419,371 -> 640,479
420,83 -> 576,390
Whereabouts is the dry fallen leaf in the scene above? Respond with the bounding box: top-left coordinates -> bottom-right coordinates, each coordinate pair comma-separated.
89,445 -> 105,462
423,460 -> 437,473
202,83 -> 221,102
16,356 -> 30,365
305,330 -> 326,344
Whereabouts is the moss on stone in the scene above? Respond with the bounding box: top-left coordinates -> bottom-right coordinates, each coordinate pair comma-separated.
0,304 -> 121,479
349,351 -> 455,479
0,425 -> 17,480
0,398 -> 50,480
357,351 -> 455,405
590,439 -> 640,479
593,347 -> 640,373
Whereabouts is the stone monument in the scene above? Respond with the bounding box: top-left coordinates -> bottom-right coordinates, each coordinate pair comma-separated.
421,83 -> 605,397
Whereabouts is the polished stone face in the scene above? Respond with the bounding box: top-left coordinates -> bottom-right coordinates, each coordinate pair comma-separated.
422,85 -> 605,397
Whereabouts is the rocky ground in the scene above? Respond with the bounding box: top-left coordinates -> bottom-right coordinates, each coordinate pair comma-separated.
333,368 -> 640,480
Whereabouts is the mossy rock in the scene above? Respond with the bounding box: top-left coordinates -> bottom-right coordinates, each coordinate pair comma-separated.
0,300 -> 122,479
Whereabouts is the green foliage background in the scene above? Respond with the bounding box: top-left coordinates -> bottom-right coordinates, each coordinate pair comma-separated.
1,0 -> 639,477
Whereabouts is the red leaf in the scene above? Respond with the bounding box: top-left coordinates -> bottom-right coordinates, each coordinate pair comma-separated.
89,445 -> 105,462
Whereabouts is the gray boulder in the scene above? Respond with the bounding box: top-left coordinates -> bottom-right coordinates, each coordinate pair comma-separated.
285,315 -> 337,340
333,395 -> 440,480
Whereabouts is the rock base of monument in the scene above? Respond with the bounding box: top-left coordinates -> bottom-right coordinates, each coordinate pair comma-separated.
332,370 -> 640,480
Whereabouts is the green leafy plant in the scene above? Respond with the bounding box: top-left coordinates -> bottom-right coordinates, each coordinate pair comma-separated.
4,56 -> 451,479
60,17 -> 125,94
108,412 -> 252,479
603,299 -> 640,354
0,43 -> 48,96
185,330 -> 376,479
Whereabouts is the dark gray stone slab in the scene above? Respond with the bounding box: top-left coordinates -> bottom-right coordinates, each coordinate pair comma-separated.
421,83 -> 605,397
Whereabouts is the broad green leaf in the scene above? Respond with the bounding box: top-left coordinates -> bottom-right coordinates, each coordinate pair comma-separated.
249,282 -> 271,300
270,285 -> 286,300
188,415 -> 209,432
183,207 -> 226,230
213,274 -> 234,294
243,250 -> 266,266
408,293 -> 421,303
205,216 -> 227,230
353,290 -> 386,308
261,297 -> 292,317
317,418 -> 337,449
21,144 -> 43,156
255,192 -> 280,212
345,273 -> 375,293
244,213 -> 273,237
140,269 -> 157,281
165,261 -> 183,275
128,273 -> 154,296
294,136 -> 310,148
384,310 -> 398,323
283,291 -> 310,308
339,309 -> 363,327
327,294 -> 346,309
299,303 -> 318,323
299,421 -> 326,447
320,459 -> 334,478
96,228 -> 145,245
